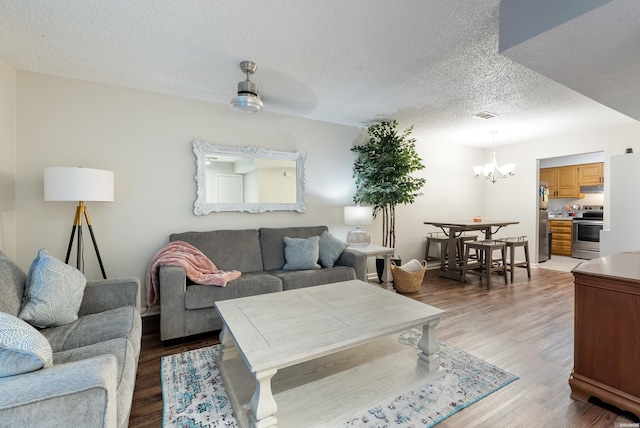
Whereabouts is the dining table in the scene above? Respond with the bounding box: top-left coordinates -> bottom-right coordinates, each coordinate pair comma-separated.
423,220 -> 520,281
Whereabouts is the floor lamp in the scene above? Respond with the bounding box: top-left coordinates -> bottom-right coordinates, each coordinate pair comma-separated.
44,167 -> 114,279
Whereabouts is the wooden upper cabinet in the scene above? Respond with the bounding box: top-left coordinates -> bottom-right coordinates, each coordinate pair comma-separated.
578,162 -> 604,185
540,168 -> 559,198
557,166 -> 579,198
540,162 -> 603,199
541,166 -> 579,198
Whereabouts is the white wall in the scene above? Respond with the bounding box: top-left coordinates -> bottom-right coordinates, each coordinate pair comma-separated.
12,72 -> 490,309
13,70 -> 640,313
483,122 -> 640,260
397,132 -> 487,262
14,72 -> 366,309
601,152 -> 640,256
0,56 -> 16,258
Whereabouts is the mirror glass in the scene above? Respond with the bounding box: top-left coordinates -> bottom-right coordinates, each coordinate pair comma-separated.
193,140 -> 307,214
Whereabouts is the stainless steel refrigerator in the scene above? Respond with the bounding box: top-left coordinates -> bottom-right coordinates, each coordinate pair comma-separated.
539,182 -> 550,262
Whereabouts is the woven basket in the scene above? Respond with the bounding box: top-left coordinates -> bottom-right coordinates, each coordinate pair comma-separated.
390,260 -> 427,293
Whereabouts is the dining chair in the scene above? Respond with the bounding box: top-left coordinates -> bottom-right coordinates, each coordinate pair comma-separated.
460,239 -> 507,288
425,232 -> 477,270
498,236 -> 531,283
425,232 -> 451,270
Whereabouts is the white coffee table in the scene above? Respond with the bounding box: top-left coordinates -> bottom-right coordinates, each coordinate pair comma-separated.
215,279 -> 445,428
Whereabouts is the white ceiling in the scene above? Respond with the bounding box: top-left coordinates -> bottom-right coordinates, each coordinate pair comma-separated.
0,0 -> 636,147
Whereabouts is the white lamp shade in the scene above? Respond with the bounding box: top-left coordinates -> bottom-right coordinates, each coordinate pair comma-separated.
344,206 -> 373,226
44,167 -> 114,202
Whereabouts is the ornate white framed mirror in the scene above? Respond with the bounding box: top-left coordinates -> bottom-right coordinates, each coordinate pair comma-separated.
193,139 -> 307,214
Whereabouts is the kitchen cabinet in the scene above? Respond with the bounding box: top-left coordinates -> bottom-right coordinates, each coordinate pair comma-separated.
577,162 -> 604,185
541,166 -> 580,198
569,252 -> 640,418
557,166 -> 579,198
549,219 -> 572,256
540,168 -> 558,198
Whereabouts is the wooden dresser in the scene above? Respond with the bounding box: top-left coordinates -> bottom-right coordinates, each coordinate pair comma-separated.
570,252 -> 640,417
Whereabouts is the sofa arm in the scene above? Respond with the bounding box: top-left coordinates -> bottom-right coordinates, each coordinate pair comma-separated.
78,277 -> 141,316
159,266 -> 187,341
336,249 -> 368,282
0,355 -> 118,428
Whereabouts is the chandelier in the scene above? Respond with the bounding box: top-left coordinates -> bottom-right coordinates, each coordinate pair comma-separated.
472,131 -> 515,184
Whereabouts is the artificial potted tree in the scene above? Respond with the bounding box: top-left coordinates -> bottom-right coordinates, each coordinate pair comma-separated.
351,120 -> 426,281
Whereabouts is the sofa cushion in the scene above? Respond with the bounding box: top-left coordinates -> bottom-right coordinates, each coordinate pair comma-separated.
184,272 -> 283,310
283,236 -> 321,271
260,226 -> 329,271
0,251 -> 27,317
40,306 -> 141,354
270,266 -> 356,291
0,312 -> 53,378
53,338 -> 133,389
319,231 -> 349,268
19,249 -> 87,328
170,229 -> 263,272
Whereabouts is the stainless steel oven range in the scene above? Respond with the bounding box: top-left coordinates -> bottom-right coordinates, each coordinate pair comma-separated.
572,205 -> 603,259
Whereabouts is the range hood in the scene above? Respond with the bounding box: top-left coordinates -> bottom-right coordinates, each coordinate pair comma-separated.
580,185 -> 604,194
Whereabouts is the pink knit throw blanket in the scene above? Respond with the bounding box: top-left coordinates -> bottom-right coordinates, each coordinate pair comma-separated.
145,241 -> 241,307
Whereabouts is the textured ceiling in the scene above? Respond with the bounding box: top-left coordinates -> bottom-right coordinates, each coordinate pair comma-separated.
0,0 -> 635,147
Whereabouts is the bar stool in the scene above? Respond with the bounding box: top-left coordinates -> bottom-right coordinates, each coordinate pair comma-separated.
460,240 -> 507,288
426,232 -> 479,270
425,232 -> 452,270
499,236 -> 531,283
458,233 -> 479,260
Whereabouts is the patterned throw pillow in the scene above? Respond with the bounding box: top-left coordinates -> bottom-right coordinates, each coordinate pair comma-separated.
318,231 -> 348,268
18,249 -> 87,328
0,311 -> 53,378
282,236 -> 321,271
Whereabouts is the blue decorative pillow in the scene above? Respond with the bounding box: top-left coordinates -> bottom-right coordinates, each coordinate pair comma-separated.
282,236 -> 321,271
19,249 -> 87,328
0,311 -> 53,378
319,231 -> 348,268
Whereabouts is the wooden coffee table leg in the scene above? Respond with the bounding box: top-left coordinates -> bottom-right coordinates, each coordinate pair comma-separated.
218,324 -> 239,361
249,369 -> 278,428
417,318 -> 441,372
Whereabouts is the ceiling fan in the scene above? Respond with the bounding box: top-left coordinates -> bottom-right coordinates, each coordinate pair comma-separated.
230,60 -> 263,114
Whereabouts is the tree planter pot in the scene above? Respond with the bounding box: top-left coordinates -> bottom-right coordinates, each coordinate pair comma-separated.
376,257 -> 401,283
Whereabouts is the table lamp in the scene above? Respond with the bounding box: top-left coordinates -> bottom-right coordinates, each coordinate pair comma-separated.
44,167 -> 114,278
344,205 -> 373,246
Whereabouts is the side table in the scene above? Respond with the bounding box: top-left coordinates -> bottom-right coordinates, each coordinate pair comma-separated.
350,244 -> 396,291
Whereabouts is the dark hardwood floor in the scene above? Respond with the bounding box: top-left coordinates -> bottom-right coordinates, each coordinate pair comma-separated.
129,267 -> 638,427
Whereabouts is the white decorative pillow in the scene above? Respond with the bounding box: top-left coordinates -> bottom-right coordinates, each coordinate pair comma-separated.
19,249 -> 87,328
282,236 -> 321,271
400,259 -> 423,272
319,231 -> 348,268
0,311 -> 53,378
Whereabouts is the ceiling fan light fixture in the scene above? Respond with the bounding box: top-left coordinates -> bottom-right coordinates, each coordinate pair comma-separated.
230,60 -> 263,114
230,95 -> 263,114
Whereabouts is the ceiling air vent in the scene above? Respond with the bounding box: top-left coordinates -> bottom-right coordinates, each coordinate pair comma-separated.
472,111 -> 499,120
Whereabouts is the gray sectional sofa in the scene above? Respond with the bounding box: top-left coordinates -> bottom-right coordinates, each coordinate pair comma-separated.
159,226 -> 367,341
0,251 -> 141,428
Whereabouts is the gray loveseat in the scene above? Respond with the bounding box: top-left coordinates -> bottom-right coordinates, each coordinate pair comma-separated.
159,226 -> 367,341
0,251 -> 142,428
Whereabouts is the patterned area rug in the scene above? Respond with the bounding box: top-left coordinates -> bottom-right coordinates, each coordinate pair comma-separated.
161,329 -> 518,427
